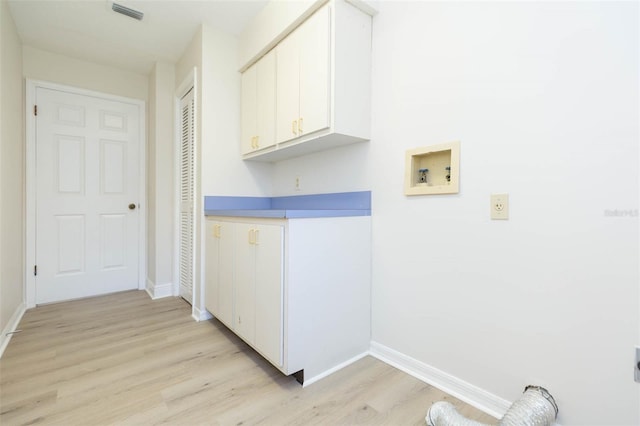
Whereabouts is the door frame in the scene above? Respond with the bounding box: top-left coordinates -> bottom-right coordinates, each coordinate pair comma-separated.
25,79 -> 147,308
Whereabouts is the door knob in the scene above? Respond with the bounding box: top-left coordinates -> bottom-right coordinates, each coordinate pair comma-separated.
128,203 -> 136,210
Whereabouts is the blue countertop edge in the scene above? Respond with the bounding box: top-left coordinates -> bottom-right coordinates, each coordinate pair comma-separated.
204,191 -> 371,219
204,209 -> 371,219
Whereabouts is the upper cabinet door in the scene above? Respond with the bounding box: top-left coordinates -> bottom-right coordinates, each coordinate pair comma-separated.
276,28 -> 301,144
242,1 -> 371,161
242,50 -> 277,154
241,63 -> 257,155
276,5 -> 331,145
298,4 -> 331,138
256,49 -> 277,151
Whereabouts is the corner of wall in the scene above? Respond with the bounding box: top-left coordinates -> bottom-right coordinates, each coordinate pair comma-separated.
0,302 -> 26,358
145,278 -> 174,300
1,0 -> 26,342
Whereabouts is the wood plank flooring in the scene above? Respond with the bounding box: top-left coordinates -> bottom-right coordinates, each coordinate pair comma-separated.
0,291 -> 497,425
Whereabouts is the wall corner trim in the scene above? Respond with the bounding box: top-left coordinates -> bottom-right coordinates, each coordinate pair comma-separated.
345,0 -> 378,16
0,303 -> 27,359
192,305 -> 213,322
302,351 -> 370,388
145,279 -> 174,300
369,341 -> 510,420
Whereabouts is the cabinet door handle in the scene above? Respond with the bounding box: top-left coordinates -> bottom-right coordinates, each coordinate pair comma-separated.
248,229 -> 254,245
254,229 -> 260,245
255,135 -> 259,148
292,120 -> 298,135
215,224 -> 221,238
298,117 -> 303,134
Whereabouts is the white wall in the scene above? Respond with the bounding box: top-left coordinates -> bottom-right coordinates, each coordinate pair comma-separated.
200,25 -> 272,197
272,143 -> 370,196
147,64 -> 157,286
147,61 -> 175,295
271,1 -> 639,424
23,46 -> 148,101
177,25 -> 272,315
368,2 -> 638,425
0,0 -> 25,343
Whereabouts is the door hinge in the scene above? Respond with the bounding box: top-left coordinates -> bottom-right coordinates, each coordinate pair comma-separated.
34,105 -> 38,116
34,265 -> 37,276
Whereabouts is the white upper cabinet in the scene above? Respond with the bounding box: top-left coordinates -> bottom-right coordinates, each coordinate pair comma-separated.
241,49 -> 276,155
275,28 -> 300,145
241,0 -> 372,162
276,4 -> 330,145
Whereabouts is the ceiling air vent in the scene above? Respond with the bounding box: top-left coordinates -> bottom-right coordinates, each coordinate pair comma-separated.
111,2 -> 144,21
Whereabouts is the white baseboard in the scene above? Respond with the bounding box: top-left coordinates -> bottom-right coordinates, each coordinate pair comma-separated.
145,279 -> 174,299
0,302 -> 26,358
303,351 -> 370,388
369,341 -> 510,420
192,305 -> 213,322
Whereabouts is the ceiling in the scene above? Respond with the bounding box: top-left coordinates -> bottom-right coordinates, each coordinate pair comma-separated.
8,0 -> 269,74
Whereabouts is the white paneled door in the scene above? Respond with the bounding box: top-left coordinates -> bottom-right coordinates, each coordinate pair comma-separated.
35,87 -> 141,304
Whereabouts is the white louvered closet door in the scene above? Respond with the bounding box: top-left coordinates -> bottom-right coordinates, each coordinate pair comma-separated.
179,88 -> 195,304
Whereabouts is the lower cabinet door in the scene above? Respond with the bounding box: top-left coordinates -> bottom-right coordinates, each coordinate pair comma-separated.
204,220 -> 219,317
216,222 -> 234,327
204,221 -> 234,327
254,224 -> 284,367
234,223 -> 256,344
209,220 -> 284,369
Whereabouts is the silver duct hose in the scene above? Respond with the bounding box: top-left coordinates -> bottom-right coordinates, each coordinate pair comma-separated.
426,386 -> 558,426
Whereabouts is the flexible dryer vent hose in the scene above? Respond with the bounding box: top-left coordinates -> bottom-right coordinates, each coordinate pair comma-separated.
426,385 -> 558,426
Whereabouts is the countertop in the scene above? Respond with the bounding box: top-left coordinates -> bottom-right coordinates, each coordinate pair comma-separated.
204,191 -> 371,219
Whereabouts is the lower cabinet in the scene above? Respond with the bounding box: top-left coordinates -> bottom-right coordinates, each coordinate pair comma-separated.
204,215 -> 371,385
204,221 -> 233,327
233,223 -> 283,367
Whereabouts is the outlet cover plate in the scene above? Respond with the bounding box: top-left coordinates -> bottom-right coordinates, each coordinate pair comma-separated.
491,193 -> 509,220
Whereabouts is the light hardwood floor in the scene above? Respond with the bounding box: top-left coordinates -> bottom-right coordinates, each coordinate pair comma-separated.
1,291 -> 496,425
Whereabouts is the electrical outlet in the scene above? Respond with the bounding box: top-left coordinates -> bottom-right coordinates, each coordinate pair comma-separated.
491,193 -> 509,220
295,176 -> 301,191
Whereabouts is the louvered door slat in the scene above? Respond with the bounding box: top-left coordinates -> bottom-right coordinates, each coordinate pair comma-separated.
179,89 -> 195,304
